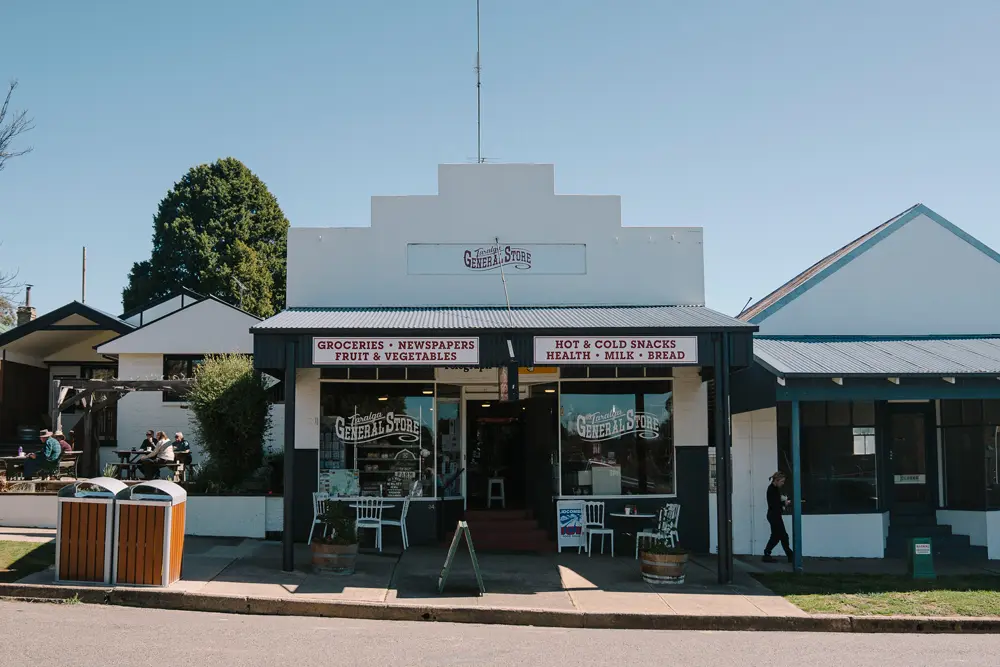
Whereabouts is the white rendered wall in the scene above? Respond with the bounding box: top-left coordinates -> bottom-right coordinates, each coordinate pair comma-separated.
0,495 -> 57,528
987,512 -> 1000,560
286,164 -> 705,309
672,368 -> 708,448
781,513 -> 886,558
186,496 -> 267,538
756,213 -> 1000,336
295,369 -> 320,450
937,510 -> 989,547
732,408 -> 778,555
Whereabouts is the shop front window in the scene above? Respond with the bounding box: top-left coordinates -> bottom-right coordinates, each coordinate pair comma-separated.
777,401 -> 879,514
319,382 -> 434,498
559,380 -> 674,496
436,384 -> 462,498
941,399 -> 1000,510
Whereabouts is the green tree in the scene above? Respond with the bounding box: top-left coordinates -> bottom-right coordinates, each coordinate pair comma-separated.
188,354 -> 273,489
122,158 -> 289,317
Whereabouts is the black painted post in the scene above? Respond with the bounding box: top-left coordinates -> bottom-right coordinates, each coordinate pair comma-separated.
714,333 -> 734,584
282,340 -> 297,572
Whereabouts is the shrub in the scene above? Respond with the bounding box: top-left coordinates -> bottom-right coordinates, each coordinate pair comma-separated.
315,503 -> 357,546
188,354 -> 272,489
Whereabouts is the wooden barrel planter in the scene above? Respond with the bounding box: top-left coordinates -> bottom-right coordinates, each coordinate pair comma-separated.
312,542 -> 358,575
640,550 -> 688,585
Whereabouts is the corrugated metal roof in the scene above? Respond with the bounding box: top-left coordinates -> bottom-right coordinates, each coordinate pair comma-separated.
754,337 -> 1000,377
252,305 -> 755,332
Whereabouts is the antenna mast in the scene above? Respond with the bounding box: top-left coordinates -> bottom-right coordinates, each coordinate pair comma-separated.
476,0 -> 483,163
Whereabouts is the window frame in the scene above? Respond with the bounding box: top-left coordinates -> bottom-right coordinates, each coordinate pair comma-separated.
162,354 -> 205,402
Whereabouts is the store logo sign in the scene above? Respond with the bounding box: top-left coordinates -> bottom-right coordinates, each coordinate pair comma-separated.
335,412 -> 421,444
575,408 -> 660,442
463,244 -> 532,271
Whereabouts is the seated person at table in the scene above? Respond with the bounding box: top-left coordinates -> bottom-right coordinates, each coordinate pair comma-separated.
55,431 -> 73,454
173,432 -> 192,464
140,430 -> 156,451
138,431 -> 174,480
23,429 -> 63,479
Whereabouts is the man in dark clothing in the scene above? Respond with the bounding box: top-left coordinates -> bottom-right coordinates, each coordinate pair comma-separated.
140,430 -> 156,451
763,471 -> 794,563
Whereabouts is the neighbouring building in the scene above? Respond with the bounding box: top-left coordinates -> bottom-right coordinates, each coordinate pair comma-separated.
251,163 -> 756,559
732,204 -> 1000,562
0,288 -> 284,472
96,289 -> 284,470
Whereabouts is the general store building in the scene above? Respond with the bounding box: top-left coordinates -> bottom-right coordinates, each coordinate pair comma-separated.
252,163 -> 755,564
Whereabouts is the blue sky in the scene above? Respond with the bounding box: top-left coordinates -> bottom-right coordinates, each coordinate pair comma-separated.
3,1 -> 1000,317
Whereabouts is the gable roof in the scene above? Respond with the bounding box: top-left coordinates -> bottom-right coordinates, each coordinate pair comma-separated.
738,204 -> 1000,324
119,287 -> 206,321
0,301 -> 133,348
97,294 -> 260,353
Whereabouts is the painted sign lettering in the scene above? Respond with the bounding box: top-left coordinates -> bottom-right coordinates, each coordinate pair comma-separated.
533,336 -> 698,365
314,337 -> 480,365
574,408 -> 661,442
334,411 -> 421,444
463,245 -> 532,271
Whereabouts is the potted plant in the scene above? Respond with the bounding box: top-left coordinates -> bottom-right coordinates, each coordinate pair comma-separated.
639,541 -> 690,585
311,502 -> 359,575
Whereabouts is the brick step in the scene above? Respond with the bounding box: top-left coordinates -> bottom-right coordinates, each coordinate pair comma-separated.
463,519 -> 542,534
464,509 -> 534,522
444,535 -> 556,553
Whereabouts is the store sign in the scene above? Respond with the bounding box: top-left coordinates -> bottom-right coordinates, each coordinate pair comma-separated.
533,336 -> 698,364
464,244 -> 532,271
407,243 -> 587,275
575,408 -> 661,442
334,411 -> 421,444
556,500 -> 585,550
313,337 -> 479,365
893,474 -> 926,485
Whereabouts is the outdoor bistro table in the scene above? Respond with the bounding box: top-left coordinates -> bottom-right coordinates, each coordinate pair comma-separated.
609,512 -> 657,556
112,450 -> 147,480
0,456 -> 27,479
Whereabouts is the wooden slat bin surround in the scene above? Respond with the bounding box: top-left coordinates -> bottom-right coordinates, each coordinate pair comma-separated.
113,480 -> 187,587
56,477 -> 128,584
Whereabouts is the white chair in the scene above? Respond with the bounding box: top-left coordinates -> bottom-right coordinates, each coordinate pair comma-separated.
355,496 -> 385,552
636,503 -> 680,558
579,501 -> 615,557
381,496 -> 411,550
488,477 -> 505,508
308,492 -> 331,545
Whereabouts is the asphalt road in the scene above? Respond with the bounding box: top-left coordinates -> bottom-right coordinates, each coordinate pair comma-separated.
2,600 -> 999,666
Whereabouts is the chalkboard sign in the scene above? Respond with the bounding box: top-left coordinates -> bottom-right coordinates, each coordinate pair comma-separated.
437,520 -> 485,595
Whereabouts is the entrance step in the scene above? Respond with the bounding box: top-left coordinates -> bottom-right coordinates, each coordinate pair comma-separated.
464,509 -> 534,522
445,509 -> 555,553
888,512 -> 939,527
885,533 -> 972,558
888,523 -> 954,539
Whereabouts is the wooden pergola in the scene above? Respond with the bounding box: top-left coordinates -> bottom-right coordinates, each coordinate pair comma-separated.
51,378 -> 194,478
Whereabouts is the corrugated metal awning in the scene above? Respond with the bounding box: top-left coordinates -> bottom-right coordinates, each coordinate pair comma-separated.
252,305 -> 755,333
754,337 -> 1000,378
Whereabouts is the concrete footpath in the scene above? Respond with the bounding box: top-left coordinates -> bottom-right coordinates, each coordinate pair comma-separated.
3,532 -> 999,633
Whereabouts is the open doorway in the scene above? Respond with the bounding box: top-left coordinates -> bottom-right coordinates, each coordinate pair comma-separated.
464,387 -> 559,513
466,400 -> 525,509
